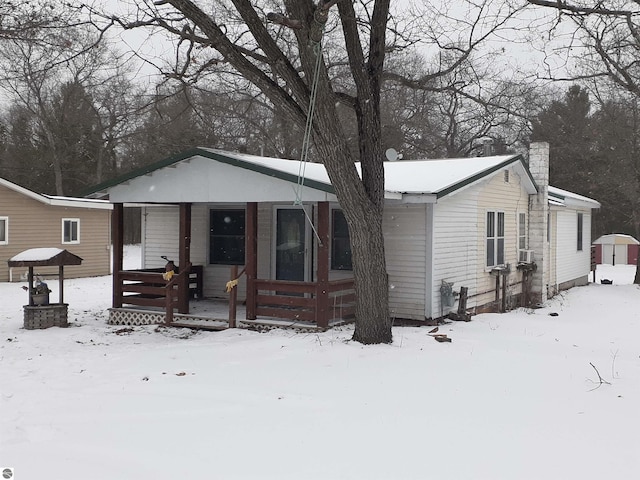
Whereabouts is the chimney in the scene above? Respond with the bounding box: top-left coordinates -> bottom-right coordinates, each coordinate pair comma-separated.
528,142 -> 550,305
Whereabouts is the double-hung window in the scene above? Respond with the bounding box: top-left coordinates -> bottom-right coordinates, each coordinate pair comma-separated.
210,209 -> 245,265
62,218 -> 80,244
486,211 -> 505,267
0,217 -> 8,245
518,213 -> 527,251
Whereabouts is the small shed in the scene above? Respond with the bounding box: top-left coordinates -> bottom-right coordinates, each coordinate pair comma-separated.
8,248 -> 83,329
592,234 -> 640,265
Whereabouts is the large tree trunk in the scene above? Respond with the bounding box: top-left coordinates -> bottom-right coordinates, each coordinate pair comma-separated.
349,204 -> 391,344
313,117 -> 391,344
146,0 -> 393,343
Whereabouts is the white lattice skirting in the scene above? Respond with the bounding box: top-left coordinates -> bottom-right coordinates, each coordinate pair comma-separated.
108,308 -> 166,326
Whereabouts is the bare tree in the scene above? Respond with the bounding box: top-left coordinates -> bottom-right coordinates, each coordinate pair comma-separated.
102,0 -> 523,344
0,24 -> 147,195
527,0 -> 640,96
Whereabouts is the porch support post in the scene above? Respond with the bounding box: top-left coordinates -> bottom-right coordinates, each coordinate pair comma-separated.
178,202 -> 192,314
316,202 -> 330,328
58,265 -> 64,304
112,203 -> 124,308
246,202 -> 258,320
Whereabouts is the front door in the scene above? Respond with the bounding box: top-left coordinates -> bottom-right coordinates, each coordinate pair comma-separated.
274,207 -> 310,282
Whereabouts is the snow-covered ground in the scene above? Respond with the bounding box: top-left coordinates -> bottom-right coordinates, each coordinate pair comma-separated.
1,249 -> 639,479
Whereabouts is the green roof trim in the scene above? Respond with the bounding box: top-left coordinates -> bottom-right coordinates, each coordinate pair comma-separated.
204,149 -> 335,194
435,154 -> 537,199
82,147 -> 335,197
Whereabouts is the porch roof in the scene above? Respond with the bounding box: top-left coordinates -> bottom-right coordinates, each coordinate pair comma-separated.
548,186 -> 601,210
83,148 -> 538,204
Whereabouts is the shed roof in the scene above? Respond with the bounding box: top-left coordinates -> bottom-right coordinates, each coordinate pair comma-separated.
8,248 -> 83,267
84,147 -> 538,204
593,234 -> 640,245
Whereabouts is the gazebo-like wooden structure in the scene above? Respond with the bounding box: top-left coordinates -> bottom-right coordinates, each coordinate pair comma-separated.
8,248 -> 83,329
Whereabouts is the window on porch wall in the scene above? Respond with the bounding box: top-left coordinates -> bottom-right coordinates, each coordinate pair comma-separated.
331,209 -> 352,270
209,209 -> 245,265
486,211 -> 505,267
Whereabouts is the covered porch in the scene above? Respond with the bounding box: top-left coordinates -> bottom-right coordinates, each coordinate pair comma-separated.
86,148 -> 358,330
110,201 -> 356,330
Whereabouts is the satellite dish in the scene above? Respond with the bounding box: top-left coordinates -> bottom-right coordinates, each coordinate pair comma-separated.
385,148 -> 398,161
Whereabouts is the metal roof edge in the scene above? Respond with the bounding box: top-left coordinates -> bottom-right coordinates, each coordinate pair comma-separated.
1,177 -> 111,209
0,176 -> 51,204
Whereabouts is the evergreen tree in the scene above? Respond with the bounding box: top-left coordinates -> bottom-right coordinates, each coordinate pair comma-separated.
531,85 -> 596,195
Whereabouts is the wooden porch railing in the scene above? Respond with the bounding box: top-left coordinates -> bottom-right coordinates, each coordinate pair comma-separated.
251,277 -> 355,328
115,262 -> 195,324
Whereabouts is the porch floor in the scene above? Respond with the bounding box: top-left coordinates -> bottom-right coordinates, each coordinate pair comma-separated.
109,298 -> 352,332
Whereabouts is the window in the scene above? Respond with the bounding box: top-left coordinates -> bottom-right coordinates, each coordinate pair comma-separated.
210,209 -> 245,265
62,218 -> 80,244
486,211 -> 505,267
518,213 -> 526,250
0,217 -> 7,244
331,209 -> 352,270
577,212 -> 583,251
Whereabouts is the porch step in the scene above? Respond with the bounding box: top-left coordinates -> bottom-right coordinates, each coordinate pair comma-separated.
170,321 -> 228,331
170,316 -> 229,331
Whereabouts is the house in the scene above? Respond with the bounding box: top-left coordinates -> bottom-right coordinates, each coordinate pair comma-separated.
592,233 -> 640,266
85,142 -> 600,327
0,177 -> 113,282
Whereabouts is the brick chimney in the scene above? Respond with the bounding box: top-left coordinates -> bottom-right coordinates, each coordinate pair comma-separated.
528,142 -> 550,305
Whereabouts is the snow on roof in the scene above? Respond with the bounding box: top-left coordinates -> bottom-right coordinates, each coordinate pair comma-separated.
0,176 -> 112,210
205,149 -> 529,197
381,155 -> 523,194
204,149 -> 332,183
44,195 -> 113,209
593,234 -> 640,245
89,148 -> 598,208
548,186 -> 601,208
10,248 -> 64,262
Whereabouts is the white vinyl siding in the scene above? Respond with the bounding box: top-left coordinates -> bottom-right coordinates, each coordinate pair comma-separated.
555,209 -> 592,285
142,206 -> 180,269
474,167 -> 530,313
383,204 -> 427,320
548,210 -> 557,295
431,191 -> 479,318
